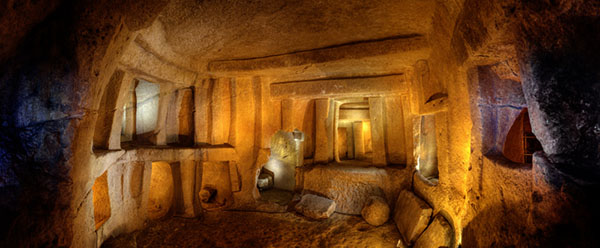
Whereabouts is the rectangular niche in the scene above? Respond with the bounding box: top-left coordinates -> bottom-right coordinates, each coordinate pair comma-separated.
135,80 -> 160,138
148,161 -> 174,220
337,101 -> 372,162
121,79 -> 161,145
166,87 -> 194,146
92,171 -> 111,230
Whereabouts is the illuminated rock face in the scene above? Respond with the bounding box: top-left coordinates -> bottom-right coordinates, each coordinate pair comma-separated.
147,162 -> 173,220
263,130 -> 298,191
413,214 -> 453,248
1,0 -> 600,247
393,190 -> 432,244
361,196 -> 390,226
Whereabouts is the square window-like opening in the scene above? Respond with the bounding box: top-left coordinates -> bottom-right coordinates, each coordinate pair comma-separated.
121,79 -> 160,145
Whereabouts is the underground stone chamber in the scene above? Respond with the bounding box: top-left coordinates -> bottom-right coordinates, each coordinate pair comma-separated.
1,1 -> 600,247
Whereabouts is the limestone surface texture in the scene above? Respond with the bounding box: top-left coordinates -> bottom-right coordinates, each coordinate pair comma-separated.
294,194 -> 337,220
393,190 -> 433,244
302,164 -> 410,215
361,196 -> 390,226
1,0 -> 600,247
103,211 -> 402,248
413,214 -> 454,248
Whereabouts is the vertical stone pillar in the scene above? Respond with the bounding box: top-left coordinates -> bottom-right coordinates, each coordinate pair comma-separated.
327,100 -> 335,161
211,78 -> 232,145
230,76 -> 262,207
179,160 -> 198,217
177,88 -> 194,145
353,121 -> 365,160
402,95 -> 415,165
140,161 -> 152,219
384,96 -> 406,164
302,100 -> 315,159
229,161 -> 241,192
293,129 -> 305,167
93,70 -> 136,150
337,127 -> 348,159
193,161 -> 203,214
314,99 -> 331,164
194,79 -> 212,145
121,81 -> 136,143
166,89 -> 183,144
346,123 -> 355,159
369,97 -> 387,166
259,77 -> 282,148
154,83 -> 173,146
333,101 -> 341,162
107,72 -> 136,149
170,162 -> 184,215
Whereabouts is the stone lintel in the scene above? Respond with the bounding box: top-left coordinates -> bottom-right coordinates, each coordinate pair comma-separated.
208,35 -> 429,73
270,75 -> 407,99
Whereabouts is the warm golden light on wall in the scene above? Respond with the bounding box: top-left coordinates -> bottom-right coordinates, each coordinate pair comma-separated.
92,171 -> 111,230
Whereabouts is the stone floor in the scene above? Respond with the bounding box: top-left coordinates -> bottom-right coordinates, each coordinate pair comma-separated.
102,211 -> 401,248
259,188 -> 294,206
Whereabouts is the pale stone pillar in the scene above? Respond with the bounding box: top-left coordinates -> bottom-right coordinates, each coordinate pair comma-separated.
107,72 -> 136,149
177,88 -> 194,145
369,97 -> 387,166
121,83 -> 136,143
153,83 -> 173,146
179,160 -> 198,217
402,95 -> 415,165
293,129 -> 305,167
353,121 -> 365,160
314,99 -> 331,164
384,96 -> 407,164
166,90 -> 182,144
93,70 -> 136,150
333,101 -> 341,162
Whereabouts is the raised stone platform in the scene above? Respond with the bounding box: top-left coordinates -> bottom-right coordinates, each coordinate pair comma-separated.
301,163 -> 411,215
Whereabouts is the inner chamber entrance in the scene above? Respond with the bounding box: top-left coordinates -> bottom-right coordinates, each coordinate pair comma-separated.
257,130 -> 304,205
337,101 -> 373,163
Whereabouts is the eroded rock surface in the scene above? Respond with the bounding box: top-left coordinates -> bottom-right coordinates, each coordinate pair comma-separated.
393,190 -> 432,244
413,214 -> 453,248
361,195 -> 390,226
302,164 -> 409,215
102,210 -> 401,248
295,194 -> 336,220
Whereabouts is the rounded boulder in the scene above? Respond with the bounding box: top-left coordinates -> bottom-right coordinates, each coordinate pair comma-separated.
361,196 -> 390,226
